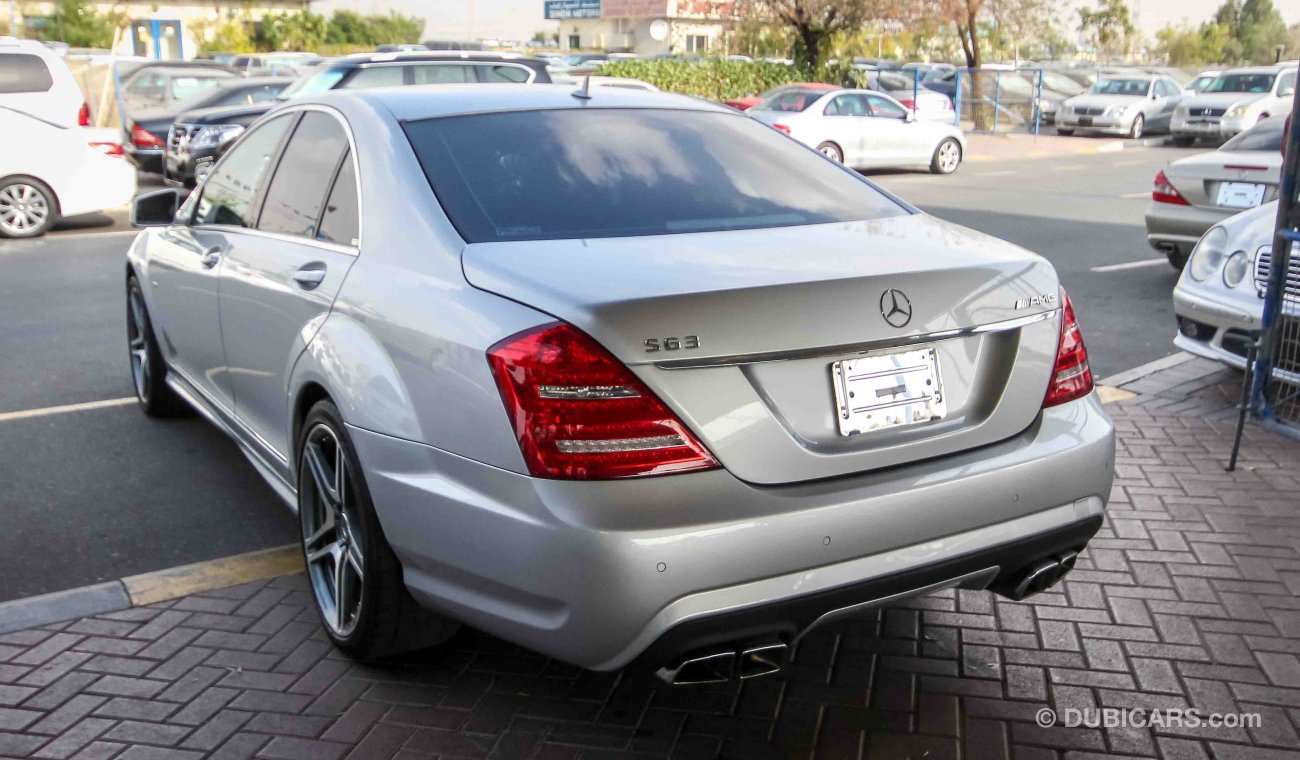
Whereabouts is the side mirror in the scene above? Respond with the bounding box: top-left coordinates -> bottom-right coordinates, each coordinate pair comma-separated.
131,188 -> 186,228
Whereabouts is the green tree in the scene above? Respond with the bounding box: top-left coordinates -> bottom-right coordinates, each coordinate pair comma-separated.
33,0 -> 121,48
263,9 -> 327,52
1237,0 -> 1287,63
193,18 -> 256,54
1077,0 -> 1135,63
746,0 -> 881,68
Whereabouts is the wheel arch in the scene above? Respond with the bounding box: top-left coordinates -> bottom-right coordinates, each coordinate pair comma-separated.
0,174 -> 62,216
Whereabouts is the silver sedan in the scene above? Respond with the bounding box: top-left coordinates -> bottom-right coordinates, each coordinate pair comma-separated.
1057,74 -> 1185,138
126,85 -> 1113,681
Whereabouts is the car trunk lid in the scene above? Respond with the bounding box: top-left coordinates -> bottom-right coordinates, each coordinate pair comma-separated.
1165,150 -> 1281,210
463,214 -> 1063,485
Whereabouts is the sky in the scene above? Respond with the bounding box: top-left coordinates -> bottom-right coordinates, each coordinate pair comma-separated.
310,0 -> 1300,48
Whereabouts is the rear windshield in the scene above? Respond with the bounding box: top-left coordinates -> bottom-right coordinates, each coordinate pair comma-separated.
1205,73 -> 1275,94
1221,116 -> 1286,152
403,108 -> 906,242
0,54 -> 53,94
753,89 -> 825,112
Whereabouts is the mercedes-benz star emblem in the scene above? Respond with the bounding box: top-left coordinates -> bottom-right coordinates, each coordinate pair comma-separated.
880,289 -> 913,328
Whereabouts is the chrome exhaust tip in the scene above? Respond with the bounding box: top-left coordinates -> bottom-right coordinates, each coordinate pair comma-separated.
738,643 -> 787,680
656,651 -> 735,685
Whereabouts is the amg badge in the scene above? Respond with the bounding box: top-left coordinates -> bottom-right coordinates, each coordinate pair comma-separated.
1014,292 -> 1059,310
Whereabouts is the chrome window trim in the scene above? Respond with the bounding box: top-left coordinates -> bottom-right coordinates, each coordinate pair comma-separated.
191,103 -> 363,256
653,309 -> 1059,369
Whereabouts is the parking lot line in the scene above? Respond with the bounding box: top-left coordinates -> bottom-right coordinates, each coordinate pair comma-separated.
0,397 -> 136,423
1090,258 -> 1167,273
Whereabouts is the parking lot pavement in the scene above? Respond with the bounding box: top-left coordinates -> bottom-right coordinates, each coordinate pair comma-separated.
872,144 -> 1202,377
0,364 -> 1297,759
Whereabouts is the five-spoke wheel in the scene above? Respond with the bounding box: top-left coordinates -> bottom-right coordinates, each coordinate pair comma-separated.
301,423 -> 366,637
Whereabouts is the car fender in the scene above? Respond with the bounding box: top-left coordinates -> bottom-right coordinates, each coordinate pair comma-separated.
289,311 -> 423,445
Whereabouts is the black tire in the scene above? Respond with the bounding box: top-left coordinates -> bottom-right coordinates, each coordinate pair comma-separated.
298,399 -> 459,660
815,141 -> 844,163
1166,247 -> 1188,270
1056,128 -> 1075,136
0,176 -> 59,238
930,138 -> 962,174
1128,114 -> 1144,140
126,275 -> 189,417
1171,135 -> 1195,147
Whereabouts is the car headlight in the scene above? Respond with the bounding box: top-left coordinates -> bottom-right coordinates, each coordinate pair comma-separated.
1226,105 -> 1249,119
190,124 -> 245,150
1222,250 -> 1250,288
1189,227 -> 1229,282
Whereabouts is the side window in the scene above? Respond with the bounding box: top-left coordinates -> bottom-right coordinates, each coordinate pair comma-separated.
318,153 -> 359,247
413,64 -> 471,84
250,85 -> 282,103
824,95 -> 866,116
866,94 -> 907,119
194,114 -> 293,228
257,112 -> 350,238
0,54 -> 54,93
1281,72 -> 1296,94
341,65 -> 405,89
477,64 -> 531,83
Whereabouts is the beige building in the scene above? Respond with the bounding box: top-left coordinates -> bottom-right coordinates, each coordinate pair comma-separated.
545,0 -> 733,55
12,1 -> 308,59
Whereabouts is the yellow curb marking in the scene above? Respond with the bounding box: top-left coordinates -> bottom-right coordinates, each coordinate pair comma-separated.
0,397 -> 136,423
1096,385 -> 1137,404
123,545 -> 304,606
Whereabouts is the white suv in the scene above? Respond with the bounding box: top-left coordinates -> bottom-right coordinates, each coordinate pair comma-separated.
0,37 -> 88,127
1172,64 -> 1297,145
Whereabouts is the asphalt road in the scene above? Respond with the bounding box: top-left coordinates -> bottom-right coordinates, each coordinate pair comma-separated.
0,144 -> 1199,604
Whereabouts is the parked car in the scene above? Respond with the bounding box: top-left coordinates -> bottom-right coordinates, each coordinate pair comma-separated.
857,69 -> 954,121
162,52 -> 553,187
124,77 -> 292,176
1,36 -> 89,127
376,44 -> 429,52
748,87 -> 966,173
1146,115 -> 1286,269
228,52 -> 321,77
724,82 -> 836,111
119,63 -> 238,113
0,106 -> 135,237
1056,74 -> 1185,138
1171,65 -> 1297,145
1184,70 -> 1221,95
126,85 -> 1112,679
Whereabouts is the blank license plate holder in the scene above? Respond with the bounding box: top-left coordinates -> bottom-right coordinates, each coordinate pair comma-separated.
831,347 -> 947,437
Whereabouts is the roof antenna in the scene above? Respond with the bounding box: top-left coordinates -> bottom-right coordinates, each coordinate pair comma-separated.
572,74 -> 592,100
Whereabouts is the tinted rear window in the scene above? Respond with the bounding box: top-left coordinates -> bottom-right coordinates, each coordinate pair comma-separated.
403,108 -> 906,242
753,89 -> 825,112
0,54 -> 54,94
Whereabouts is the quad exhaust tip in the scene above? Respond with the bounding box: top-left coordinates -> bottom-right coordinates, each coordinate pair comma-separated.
656,643 -> 788,685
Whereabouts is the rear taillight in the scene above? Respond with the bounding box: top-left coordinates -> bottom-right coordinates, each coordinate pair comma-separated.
897,99 -> 916,110
1152,170 -> 1189,205
78,102 -> 90,127
772,123 -> 791,135
1043,289 -> 1093,408
89,142 -> 124,156
487,323 -> 719,480
130,123 -> 163,148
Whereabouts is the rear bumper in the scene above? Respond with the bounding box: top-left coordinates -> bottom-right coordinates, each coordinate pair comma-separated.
349,393 -> 1114,671
124,145 -> 163,174
1145,202 -> 1231,253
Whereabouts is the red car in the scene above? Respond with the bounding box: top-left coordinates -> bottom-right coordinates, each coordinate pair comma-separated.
724,82 -> 837,111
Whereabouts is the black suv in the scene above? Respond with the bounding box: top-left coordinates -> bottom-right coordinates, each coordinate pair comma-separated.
163,51 -> 552,187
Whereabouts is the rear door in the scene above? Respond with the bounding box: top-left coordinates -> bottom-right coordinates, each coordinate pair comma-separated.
151,113 -> 294,409
219,109 -> 359,462
820,94 -> 867,164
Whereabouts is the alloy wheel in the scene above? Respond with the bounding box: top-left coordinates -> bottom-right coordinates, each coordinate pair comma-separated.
0,183 -> 50,236
818,144 -> 843,162
127,288 -> 151,403
938,140 -> 961,173
300,424 -> 366,637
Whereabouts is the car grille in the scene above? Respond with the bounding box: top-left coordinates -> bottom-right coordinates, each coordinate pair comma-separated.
1074,106 -> 1105,116
1188,107 -> 1226,118
1254,245 -> 1300,297
168,123 -> 201,153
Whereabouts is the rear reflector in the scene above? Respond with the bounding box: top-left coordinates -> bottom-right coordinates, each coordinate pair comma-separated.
1222,164 -> 1268,171
772,123 -> 791,135
1152,170 -> 1189,205
1043,288 -> 1094,408
487,323 -> 719,480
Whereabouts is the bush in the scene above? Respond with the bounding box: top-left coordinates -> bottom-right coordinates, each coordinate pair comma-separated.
598,58 -> 864,101
324,10 -> 423,47
262,9 -> 327,52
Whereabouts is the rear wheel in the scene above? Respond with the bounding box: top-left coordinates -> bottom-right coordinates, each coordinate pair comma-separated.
298,400 -> 458,659
1166,247 -> 1188,270
1056,128 -> 1075,136
1128,114 -> 1144,140
1171,135 -> 1195,147
816,141 -> 843,163
0,176 -> 58,238
930,138 -> 961,174
126,276 -> 188,417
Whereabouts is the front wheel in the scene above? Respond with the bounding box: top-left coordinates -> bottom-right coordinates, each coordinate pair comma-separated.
1166,247 -> 1188,270
0,177 -> 58,238
1128,114 -> 1144,140
1056,128 -> 1075,136
930,138 -> 962,174
298,400 -> 458,659
816,141 -> 844,164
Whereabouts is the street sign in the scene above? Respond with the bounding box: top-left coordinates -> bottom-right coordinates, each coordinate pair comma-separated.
544,0 -> 601,19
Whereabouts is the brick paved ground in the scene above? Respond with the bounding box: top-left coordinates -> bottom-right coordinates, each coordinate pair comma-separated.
2,366 -> 1299,759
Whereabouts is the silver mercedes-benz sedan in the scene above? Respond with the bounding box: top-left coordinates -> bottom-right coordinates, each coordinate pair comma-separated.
1056,74 -> 1185,139
125,85 -> 1114,683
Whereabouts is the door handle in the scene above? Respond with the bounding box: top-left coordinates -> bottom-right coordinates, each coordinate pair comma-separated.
291,266 -> 327,289
199,246 -> 222,269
